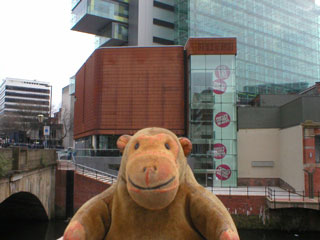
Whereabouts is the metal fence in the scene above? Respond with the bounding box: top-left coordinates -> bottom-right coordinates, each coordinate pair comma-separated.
57,160 -> 117,185
267,187 -> 320,202
57,160 -> 320,204
74,149 -> 121,157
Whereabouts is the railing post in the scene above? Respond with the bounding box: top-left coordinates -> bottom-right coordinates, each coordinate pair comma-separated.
303,190 -> 304,201
288,190 -> 290,201
265,186 -> 267,197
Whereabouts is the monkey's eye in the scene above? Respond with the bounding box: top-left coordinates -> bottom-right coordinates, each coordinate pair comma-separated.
165,143 -> 170,150
134,143 -> 139,150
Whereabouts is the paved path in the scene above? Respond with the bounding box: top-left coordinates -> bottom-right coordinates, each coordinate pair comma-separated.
57,160 -> 116,185
58,160 -> 319,203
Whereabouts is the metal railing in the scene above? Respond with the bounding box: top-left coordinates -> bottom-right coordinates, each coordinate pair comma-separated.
57,160 -> 320,205
74,148 -> 121,157
267,188 -> 320,202
57,160 -> 117,185
207,185 -> 320,204
208,186 -> 269,197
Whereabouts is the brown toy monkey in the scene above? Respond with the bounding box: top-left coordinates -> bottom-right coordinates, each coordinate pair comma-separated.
64,127 -> 239,240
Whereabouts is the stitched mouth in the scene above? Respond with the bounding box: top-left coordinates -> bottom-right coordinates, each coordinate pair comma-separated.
128,176 -> 176,190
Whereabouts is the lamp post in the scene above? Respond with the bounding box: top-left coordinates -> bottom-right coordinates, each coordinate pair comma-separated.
37,114 -> 44,147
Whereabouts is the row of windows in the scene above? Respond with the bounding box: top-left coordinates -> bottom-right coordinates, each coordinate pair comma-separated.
5,98 -> 49,105
5,85 -> 50,94
4,104 -> 49,111
5,91 -> 50,99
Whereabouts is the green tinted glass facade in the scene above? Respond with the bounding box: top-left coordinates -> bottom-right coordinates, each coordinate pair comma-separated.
176,0 -> 320,103
189,54 -> 237,187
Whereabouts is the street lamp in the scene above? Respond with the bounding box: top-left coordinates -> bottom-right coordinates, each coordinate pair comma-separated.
37,114 -> 44,147
37,114 -> 44,123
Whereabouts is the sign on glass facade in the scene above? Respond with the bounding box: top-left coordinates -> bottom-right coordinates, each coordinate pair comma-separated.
189,54 -> 237,187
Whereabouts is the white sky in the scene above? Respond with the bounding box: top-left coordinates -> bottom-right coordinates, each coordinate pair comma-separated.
0,0 -> 96,110
1,0 -> 320,111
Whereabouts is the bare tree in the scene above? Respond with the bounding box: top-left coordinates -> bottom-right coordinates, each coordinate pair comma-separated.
0,105 -> 49,143
58,107 -> 74,145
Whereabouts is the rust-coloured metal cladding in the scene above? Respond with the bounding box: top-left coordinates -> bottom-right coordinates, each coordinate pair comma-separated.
74,46 -> 185,139
185,38 -> 237,56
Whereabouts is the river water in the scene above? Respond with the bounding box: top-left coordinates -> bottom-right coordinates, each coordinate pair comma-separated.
1,220 -> 319,240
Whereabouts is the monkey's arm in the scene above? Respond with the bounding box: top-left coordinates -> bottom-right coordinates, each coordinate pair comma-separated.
63,186 -> 114,240
188,186 -> 239,240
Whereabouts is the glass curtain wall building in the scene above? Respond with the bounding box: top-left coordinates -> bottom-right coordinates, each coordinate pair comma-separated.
189,50 -> 237,187
175,0 -> 320,103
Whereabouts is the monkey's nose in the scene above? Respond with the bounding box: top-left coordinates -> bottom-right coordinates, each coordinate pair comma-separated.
143,166 -> 157,172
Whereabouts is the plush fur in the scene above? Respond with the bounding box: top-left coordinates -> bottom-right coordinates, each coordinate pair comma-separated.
64,127 -> 239,240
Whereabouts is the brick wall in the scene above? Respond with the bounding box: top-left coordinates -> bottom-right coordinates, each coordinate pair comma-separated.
73,173 -> 111,211
218,195 -> 266,216
55,169 -> 67,218
74,46 -> 186,139
238,178 -> 280,187
303,126 -> 320,197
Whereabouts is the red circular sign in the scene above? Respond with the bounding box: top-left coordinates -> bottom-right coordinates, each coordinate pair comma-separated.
213,143 -> 227,159
213,79 -> 227,95
215,65 -> 230,80
216,164 -> 231,181
215,112 -> 231,128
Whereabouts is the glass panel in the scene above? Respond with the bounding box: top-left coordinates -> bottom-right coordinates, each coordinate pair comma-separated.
181,0 -> 320,104
88,0 -> 129,23
71,0 -> 88,27
191,55 -> 206,70
189,54 -> 237,187
205,55 -> 220,70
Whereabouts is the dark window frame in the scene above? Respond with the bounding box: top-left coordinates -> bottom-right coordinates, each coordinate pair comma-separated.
153,1 -> 174,11
153,36 -> 174,45
153,18 -> 174,29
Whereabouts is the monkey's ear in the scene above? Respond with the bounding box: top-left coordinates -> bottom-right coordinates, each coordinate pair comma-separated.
179,137 -> 192,157
117,135 -> 132,153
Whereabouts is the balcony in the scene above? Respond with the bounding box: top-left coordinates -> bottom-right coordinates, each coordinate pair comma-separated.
95,22 -> 128,47
71,0 -> 129,36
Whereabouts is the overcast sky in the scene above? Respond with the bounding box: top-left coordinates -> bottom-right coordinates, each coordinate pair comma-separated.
1,0 -> 320,110
0,0 -> 96,109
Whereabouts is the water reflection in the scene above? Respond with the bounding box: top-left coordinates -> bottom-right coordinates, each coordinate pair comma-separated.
0,220 -> 67,240
1,220 -> 319,240
239,229 -> 320,240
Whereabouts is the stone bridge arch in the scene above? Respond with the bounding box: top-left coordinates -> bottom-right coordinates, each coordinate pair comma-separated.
0,192 -> 48,221
0,166 -> 56,219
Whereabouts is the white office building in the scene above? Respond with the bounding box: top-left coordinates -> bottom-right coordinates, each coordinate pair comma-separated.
0,78 -> 51,119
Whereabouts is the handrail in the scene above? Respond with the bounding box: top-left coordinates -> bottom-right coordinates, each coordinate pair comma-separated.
75,163 -> 117,181
57,160 -> 118,184
73,148 -> 121,157
57,160 -> 319,204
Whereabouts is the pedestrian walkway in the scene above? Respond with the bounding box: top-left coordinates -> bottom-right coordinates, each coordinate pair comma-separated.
204,185 -> 320,210
57,160 -> 117,185
58,160 -> 320,210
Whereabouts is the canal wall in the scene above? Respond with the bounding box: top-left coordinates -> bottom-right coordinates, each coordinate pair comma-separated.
232,208 -> 320,231
73,172 -> 110,211
55,169 -> 111,219
55,167 -> 320,231
218,195 -> 320,231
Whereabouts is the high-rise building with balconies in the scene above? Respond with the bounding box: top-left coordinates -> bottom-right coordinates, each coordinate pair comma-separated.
71,0 -> 320,103
71,0 -> 175,46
